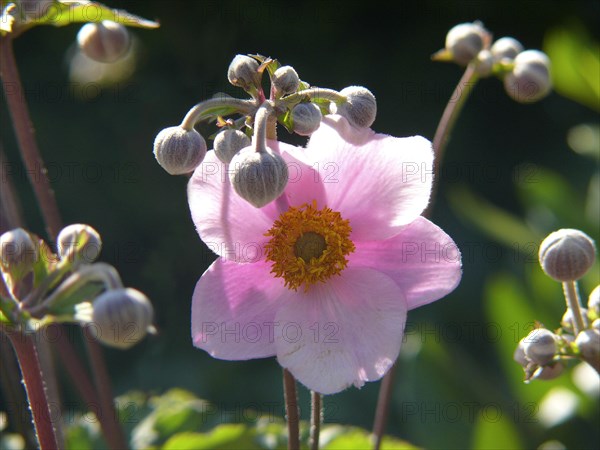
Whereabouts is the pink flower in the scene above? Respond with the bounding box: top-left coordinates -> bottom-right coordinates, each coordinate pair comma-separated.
188,115 -> 462,394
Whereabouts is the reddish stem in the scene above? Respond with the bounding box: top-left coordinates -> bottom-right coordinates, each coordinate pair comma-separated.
283,369 -> 300,450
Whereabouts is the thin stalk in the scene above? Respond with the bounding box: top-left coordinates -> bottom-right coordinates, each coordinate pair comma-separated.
283,369 -> 300,450
563,281 -> 585,335
372,64 -> 479,447
180,97 -> 256,131
309,391 -> 322,450
5,330 -> 60,450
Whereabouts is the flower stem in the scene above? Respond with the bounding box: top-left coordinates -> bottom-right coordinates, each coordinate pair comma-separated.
563,281 -> 585,335
5,330 -> 60,450
372,363 -> 396,450
284,88 -> 345,105
180,97 -> 256,131
283,369 -> 300,450
309,391 -> 322,450
0,36 -> 62,240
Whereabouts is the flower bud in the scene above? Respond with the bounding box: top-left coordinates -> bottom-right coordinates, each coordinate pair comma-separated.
523,328 -> 557,366
504,50 -> 552,103
331,86 -> 377,129
77,21 -> 130,64
532,362 -> 564,381
592,319 -> 600,331
272,65 -> 300,96
491,37 -> 523,62
91,288 -> 153,349
474,49 -> 494,77
575,329 -> 600,365
227,55 -> 260,91
154,126 -> 207,175
588,285 -> 599,315
538,229 -> 596,281
213,129 -> 251,164
562,307 -> 589,331
514,339 -> 529,367
291,103 -> 322,136
0,228 -> 38,275
229,147 -> 289,208
57,224 -> 102,264
445,22 -> 490,66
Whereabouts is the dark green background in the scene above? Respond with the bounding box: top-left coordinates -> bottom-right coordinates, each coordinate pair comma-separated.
2,1 -> 599,448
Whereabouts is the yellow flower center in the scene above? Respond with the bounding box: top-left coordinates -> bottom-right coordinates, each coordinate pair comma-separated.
264,201 -> 355,291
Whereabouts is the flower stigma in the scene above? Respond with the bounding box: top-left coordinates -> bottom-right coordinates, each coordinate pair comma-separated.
264,201 -> 355,292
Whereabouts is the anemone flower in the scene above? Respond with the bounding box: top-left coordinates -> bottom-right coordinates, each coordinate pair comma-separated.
188,115 -> 462,394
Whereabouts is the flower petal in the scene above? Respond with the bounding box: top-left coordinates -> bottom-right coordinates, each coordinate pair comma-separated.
350,217 -> 462,310
279,144 -> 327,208
305,116 -> 434,240
274,268 -> 407,394
191,258 -> 285,359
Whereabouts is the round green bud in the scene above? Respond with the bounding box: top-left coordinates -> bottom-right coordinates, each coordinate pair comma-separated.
523,328 -> 557,366
504,50 -> 552,103
57,224 -> 102,264
229,147 -> 289,208
588,285 -> 599,315
154,126 -> 207,175
77,21 -> 130,64
214,129 -> 251,164
91,288 -> 154,349
272,65 -> 300,96
491,37 -> 523,62
0,228 -> 38,274
331,86 -> 377,129
227,55 -> 260,91
291,103 -> 322,136
539,229 -> 596,281
445,22 -> 489,66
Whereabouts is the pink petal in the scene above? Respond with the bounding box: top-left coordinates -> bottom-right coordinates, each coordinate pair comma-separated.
279,144 -> 327,208
305,116 -> 434,241
274,268 -> 407,394
191,258 -> 286,359
350,217 -> 462,310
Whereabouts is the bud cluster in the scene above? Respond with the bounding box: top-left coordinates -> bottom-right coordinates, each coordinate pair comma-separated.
0,225 -> 154,350
152,53 -> 378,209
435,21 -> 552,103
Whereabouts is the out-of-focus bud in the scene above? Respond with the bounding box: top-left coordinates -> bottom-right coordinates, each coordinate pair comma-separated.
77,21 -> 130,64
272,65 -> 300,96
227,55 -> 260,91
538,229 -> 596,281
474,49 -> 494,77
504,50 -> 552,103
491,37 -> 523,62
592,319 -> 600,331
291,103 -> 322,136
0,228 -> 38,275
445,22 -> 490,66
575,329 -> 600,366
57,224 -> 102,264
229,147 -> 289,208
514,339 -> 529,367
532,362 -> 565,381
91,288 -> 154,349
588,285 -> 599,315
154,126 -> 207,175
214,129 -> 251,164
331,86 -> 377,129
523,328 -> 558,366
562,307 -> 589,331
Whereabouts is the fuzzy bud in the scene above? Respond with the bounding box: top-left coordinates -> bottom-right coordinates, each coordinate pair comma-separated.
474,49 -> 494,77
532,362 -> 564,381
0,228 -> 38,275
154,126 -> 207,175
562,308 -> 589,331
514,339 -> 529,367
272,65 -> 300,96
445,22 -> 490,66
57,224 -> 102,264
491,37 -> 524,62
214,129 -> 251,164
229,147 -> 289,208
539,229 -> 596,281
575,329 -> 600,366
331,86 -> 377,129
291,103 -> 322,136
592,319 -> 600,331
227,55 -> 260,91
588,285 -> 599,315
91,288 -> 154,349
77,21 -> 130,64
523,328 -> 558,366
504,50 -> 552,103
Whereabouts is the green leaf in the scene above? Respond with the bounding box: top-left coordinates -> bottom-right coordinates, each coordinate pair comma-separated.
544,25 -> 600,111
321,426 -> 418,450
161,425 -> 261,450
471,413 -> 524,450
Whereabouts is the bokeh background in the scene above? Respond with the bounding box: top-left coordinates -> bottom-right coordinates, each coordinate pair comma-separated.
1,0 -> 599,448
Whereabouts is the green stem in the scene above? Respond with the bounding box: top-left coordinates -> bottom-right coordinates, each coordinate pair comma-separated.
284,87 -> 345,105
180,97 -> 256,131
5,330 -> 60,450
283,369 -> 300,450
309,391 -> 322,450
563,281 -> 585,335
